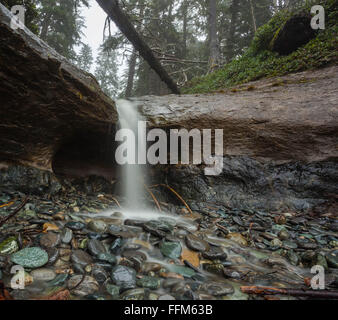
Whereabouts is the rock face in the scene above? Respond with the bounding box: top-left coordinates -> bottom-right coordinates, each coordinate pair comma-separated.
137,67 -> 338,212
0,4 -> 118,170
271,14 -> 316,55
136,67 -> 338,163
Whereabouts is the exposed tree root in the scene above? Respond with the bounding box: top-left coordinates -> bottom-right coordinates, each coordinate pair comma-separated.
0,197 -> 28,228
144,184 -> 162,212
111,197 -> 122,209
150,184 -> 193,215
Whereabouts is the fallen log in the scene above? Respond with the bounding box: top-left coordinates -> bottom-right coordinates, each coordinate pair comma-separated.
241,286 -> 338,299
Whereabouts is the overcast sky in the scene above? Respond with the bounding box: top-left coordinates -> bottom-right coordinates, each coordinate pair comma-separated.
80,0 -> 118,66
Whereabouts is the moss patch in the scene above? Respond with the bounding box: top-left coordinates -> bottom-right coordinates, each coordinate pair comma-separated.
183,0 -> 337,94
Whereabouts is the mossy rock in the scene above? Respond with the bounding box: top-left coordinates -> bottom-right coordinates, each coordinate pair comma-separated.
270,14 -> 317,55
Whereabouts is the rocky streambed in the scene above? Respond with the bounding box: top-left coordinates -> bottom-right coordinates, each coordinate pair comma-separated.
1,177 -> 337,300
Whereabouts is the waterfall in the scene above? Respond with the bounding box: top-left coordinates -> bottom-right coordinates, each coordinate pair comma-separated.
115,99 -> 146,209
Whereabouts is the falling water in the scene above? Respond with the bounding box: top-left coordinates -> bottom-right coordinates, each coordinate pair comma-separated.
115,99 -> 146,209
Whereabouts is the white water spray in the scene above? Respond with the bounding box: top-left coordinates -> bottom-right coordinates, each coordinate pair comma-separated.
115,99 -> 146,209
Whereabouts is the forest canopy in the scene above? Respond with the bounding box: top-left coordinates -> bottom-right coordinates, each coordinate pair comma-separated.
2,0 -> 337,97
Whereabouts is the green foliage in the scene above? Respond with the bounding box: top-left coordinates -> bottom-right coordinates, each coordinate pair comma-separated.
95,47 -> 119,99
76,44 -> 93,73
250,10 -> 291,55
37,0 -> 89,61
184,0 -> 338,94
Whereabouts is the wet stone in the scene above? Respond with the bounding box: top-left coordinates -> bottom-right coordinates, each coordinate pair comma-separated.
123,243 -> 141,251
96,253 -> 117,265
87,220 -> 107,233
121,288 -> 145,300
106,283 -> 120,298
329,240 -> 338,248
226,233 -> 248,247
111,265 -> 136,291
30,268 -> 56,281
11,247 -> 48,269
136,276 -> 161,289
92,262 -> 112,274
47,273 -> 68,287
65,222 -> 86,231
88,239 -> 106,256
326,250 -> 338,268
185,234 -> 210,252
142,262 -> 163,274
71,249 -> 93,267
329,223 -> 338,232
283,240 -> 298,249
61,228 -> 73,244
271,238 -> 283,248
202,246 -> 227,260
166,265 -> 196,278
92,265 -> 109,283
287,250 -> 300,266
159,294 -> 176,300
68,275 -> 99,297
0,237 -> 19,255
122,250 -> 147,262
40,232 -> 61,248
145,220 -> 173,233
160,241 -> 182,259
278,230 -> 290,240
297,239 -> 318,250
201,282 -> 234,296
110,238 -> 124,254
316,253 -> 328,270
301,251 -> 317,266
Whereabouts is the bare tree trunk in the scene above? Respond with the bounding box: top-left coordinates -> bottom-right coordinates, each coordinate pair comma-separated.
96,0 -> 180,94
208,0 -> 220,72
249,0 -> 257,33
40,12 -> 52,41
182,0 -> 188,58
125,49 -> 137,97
227,0 -> 240,62
124,0 -> 144,98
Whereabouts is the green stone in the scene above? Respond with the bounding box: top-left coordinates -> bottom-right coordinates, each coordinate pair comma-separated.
329,241 -> 338,248
136,276 -> 161,289
326,250 -> 338,269
160,241 -> 182,259
48,274 -> 69,287
287,250 -> 299,266
106,284 -> 120,298
97,253 -> 117,265
316,254 -> 328,270
79,238 -> 88,249
121,288 -> 145,300
0,237 -> 19,255
18,209 -> 37,219
11,247 -> 48,268
166,265 -> 196,278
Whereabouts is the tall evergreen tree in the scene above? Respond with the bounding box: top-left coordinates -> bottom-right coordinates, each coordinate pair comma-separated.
37,0 -> 89,60
94,46 -> 119,98
76,43 -> 93,72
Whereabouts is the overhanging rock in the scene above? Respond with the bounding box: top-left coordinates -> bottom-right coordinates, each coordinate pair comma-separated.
134,67 -> 338,212
0,3 -> 118,170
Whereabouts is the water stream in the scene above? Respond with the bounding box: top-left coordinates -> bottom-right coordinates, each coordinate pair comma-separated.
115,99 -> 147,209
